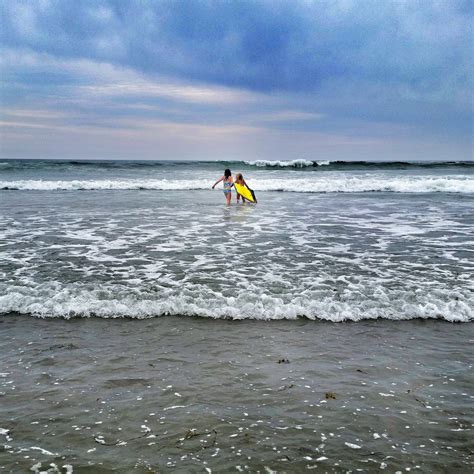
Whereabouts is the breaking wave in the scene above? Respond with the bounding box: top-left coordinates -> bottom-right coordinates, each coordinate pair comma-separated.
0,159 -> 473,172
2,176 -> 473,193
1,283 -> 471,322
244,159 -> 330,168
243,159 -> 474,170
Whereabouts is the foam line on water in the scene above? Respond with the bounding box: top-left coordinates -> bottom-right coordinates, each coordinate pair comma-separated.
0,282 -> 472,322
1,176 -> 473,193
244,159 -> 330,168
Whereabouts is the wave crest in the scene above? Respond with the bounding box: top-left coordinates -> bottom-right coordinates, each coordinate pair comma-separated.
1,159 -> 473,172
244,159 -> 329,168
242,160 -> 474,170
1,176 -> 473,193
1,283 -> 471,322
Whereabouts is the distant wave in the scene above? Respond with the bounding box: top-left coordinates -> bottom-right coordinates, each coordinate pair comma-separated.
2,176 -> 473,193
0,159 -> 169,171
244,159 -> 330,168
0,158 -> 473,172
243,159 -> 474,170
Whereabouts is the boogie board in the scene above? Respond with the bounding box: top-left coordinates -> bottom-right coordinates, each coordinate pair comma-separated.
234,183 -> 257,203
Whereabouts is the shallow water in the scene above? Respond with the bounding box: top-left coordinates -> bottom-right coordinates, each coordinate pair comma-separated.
1,159 -> 472,471
0,316 -> 472,472
1,187 -> 473,321
1,159 -> 473,322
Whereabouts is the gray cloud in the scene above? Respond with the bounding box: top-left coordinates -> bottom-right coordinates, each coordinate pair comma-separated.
2,0 -> 471,95
0,0 -> 472,160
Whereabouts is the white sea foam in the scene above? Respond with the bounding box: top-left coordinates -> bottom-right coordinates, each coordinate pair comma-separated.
0,282 -> 471,322
244,159 -> 321,168
0,179 -> 203,191
344,442 -> 362,449
251,176 -> 474,194
1,170 -> 472,324
1,175 -> 473,193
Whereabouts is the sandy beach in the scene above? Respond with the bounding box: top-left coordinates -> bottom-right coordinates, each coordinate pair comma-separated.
1,315 -> 472,472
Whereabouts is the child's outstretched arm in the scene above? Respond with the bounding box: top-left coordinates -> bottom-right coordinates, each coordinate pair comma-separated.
212,176 -> 224,189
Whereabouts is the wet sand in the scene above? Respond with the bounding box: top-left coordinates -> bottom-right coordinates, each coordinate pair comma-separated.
0,315 -> 472,472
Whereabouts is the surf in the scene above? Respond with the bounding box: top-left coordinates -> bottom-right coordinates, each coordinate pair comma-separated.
2,176 -> 473,193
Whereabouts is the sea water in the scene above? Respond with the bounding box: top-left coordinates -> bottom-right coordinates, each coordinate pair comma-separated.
0,159 -> 473,472
0,159 -> 473,321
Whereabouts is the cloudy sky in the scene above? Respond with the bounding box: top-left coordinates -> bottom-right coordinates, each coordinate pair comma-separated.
1,0 -> 472,161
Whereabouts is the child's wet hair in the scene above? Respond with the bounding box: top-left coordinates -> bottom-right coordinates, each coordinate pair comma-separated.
224,169 -> 231,178
236,173 -> 243,181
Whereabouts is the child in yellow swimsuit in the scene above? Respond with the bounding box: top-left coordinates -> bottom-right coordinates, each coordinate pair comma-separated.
212,168 -> 233,205
234,173 -> 249,204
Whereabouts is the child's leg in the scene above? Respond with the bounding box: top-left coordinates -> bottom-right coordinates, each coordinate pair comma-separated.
226,192 -> 231,205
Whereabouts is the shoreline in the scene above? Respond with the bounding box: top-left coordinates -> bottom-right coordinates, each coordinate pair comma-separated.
1,312 -> 471,323
1,315 -> 472,472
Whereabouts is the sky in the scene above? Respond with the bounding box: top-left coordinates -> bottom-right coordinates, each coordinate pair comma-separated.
0,0 -> 472,161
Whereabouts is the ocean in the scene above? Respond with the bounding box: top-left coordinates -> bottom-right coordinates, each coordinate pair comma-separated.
0,158 -> 473,321
0,158 -> 473,472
